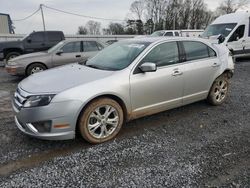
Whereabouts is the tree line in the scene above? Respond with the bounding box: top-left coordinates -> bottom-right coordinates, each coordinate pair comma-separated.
77,0 -> 249,35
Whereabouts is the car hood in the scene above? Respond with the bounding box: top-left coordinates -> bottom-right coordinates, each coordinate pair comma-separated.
13,51 -> 48,61
19,63 -> 115,94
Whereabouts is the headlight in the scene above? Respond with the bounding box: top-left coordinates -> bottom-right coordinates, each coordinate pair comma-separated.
8,61 -> 17,66
23,95 -> 55,108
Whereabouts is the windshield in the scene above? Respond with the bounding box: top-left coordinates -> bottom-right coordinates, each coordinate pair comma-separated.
47,41 -> 65,53
151,31 -> 165,37
202,23 -> 237,38
85,41 -> 150,71
21,33 -> 30,41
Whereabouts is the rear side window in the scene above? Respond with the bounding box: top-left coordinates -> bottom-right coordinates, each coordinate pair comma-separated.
30,32 -> 45,42
175,32 -> 180,36
183,41 -> 210,61
47,32 -> 63,42
164,32 -> 174,36
141,42 -> 179,67
61,42 -> 81,53
83,41 -> 99,52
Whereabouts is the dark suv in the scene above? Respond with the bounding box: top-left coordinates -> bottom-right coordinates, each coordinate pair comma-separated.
0,31 -> 65,61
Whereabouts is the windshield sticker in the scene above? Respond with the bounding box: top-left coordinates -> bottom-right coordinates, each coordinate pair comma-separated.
127,44 -> 145,49
225,28 -> 232,31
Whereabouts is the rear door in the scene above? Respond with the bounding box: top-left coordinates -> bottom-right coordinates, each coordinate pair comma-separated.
181,41 -> 219,105
130,41 -> 185,117
52,41 -> 82,67
45,32 -> 64,49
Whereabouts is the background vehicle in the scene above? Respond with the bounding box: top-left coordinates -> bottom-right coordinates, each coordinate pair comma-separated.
0,31 -> 65,61
151,30 -> 204,37
202,11 -> 250,58
12,37 -> 234,144
6,39 -> 105,76
151,30 -> 181,37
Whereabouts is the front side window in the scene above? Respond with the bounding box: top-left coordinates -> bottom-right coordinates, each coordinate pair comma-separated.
83,41 -> 99,52
183,41 -> 210,61
141,42 -> 179,67
228,25 -> 245,42
61,42 -> 81,53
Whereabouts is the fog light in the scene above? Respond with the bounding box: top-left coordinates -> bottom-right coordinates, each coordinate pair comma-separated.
32,121 -> 52,133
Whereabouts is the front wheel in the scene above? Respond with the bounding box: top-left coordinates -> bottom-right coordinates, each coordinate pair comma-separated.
78,98 -> 124,144
207,74 -> 229,106
26,63 -> 47,76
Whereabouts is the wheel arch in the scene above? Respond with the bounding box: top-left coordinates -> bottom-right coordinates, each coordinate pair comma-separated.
3,48 -> 23,57
76,94 -> 129,131
25,62 -> 48,76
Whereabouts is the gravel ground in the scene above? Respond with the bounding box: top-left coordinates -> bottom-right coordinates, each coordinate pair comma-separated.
0,62 -> 249,187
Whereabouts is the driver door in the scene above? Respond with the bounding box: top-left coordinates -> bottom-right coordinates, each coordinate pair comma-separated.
130,41 -> 184,118
52,41 -> 83,67
227,25 -> 245,54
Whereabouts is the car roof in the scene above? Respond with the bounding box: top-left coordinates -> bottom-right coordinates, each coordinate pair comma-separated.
124,36 -> 208,44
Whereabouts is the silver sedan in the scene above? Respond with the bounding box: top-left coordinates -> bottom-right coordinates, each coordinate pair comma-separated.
6,39 -> 105,76
12,37 -> 234,144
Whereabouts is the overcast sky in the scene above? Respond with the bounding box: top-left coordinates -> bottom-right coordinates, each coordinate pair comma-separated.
0,0 -> 227,34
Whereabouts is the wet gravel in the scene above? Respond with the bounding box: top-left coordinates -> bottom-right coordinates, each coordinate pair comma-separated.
0,62 -> 249,187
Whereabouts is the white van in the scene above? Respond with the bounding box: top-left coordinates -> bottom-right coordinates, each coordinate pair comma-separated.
202,11 -> 250,58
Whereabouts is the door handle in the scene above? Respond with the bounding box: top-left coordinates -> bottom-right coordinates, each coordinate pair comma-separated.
76,55 -> 81,58
172,69 -> 183,76
212,62 -> 220,67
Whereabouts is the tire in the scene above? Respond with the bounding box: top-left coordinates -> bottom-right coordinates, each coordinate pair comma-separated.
78,98 -> 124,144
6,52 -> 21,61
26,63 -> 47,76
207,74 -> 229,106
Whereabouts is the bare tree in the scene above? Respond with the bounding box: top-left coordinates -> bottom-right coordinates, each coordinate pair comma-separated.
217,0 -> 250,15
85,20 -> 101,35
130,0 -> 145,20
77,26 -> 88,35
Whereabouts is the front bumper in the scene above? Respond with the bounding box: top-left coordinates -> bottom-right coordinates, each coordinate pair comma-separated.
12,94 -> 83,140
5,65 -> 25,75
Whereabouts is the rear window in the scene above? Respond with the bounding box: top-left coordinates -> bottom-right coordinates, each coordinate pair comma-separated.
183,41 -> 210,61
47,32 -> 63,42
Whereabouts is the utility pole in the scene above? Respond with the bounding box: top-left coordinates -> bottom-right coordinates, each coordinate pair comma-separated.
40,4 -> 46,31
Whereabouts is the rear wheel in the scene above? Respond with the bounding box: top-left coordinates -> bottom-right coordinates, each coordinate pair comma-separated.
207,74 -> 229,105
26,63 -> 47,76
78,98 -> 124,144
6,52 -> 21,61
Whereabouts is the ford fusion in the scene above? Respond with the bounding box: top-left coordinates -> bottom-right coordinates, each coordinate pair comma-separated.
12,37 -> 234,144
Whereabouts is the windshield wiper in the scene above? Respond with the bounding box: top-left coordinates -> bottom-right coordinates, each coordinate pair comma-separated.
85,64 -> 102,70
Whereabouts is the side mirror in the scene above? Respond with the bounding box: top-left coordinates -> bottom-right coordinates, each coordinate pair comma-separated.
218,34 -> 225,44
139,62 -> 157,73
27,37 -> 32,43
56,50 -> 63,55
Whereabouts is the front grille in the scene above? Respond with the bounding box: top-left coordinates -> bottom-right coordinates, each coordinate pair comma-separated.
14,88 -> 28,110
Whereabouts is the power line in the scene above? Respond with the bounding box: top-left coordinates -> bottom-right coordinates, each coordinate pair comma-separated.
43,4 -> 125,22
12,7 -> 40,22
